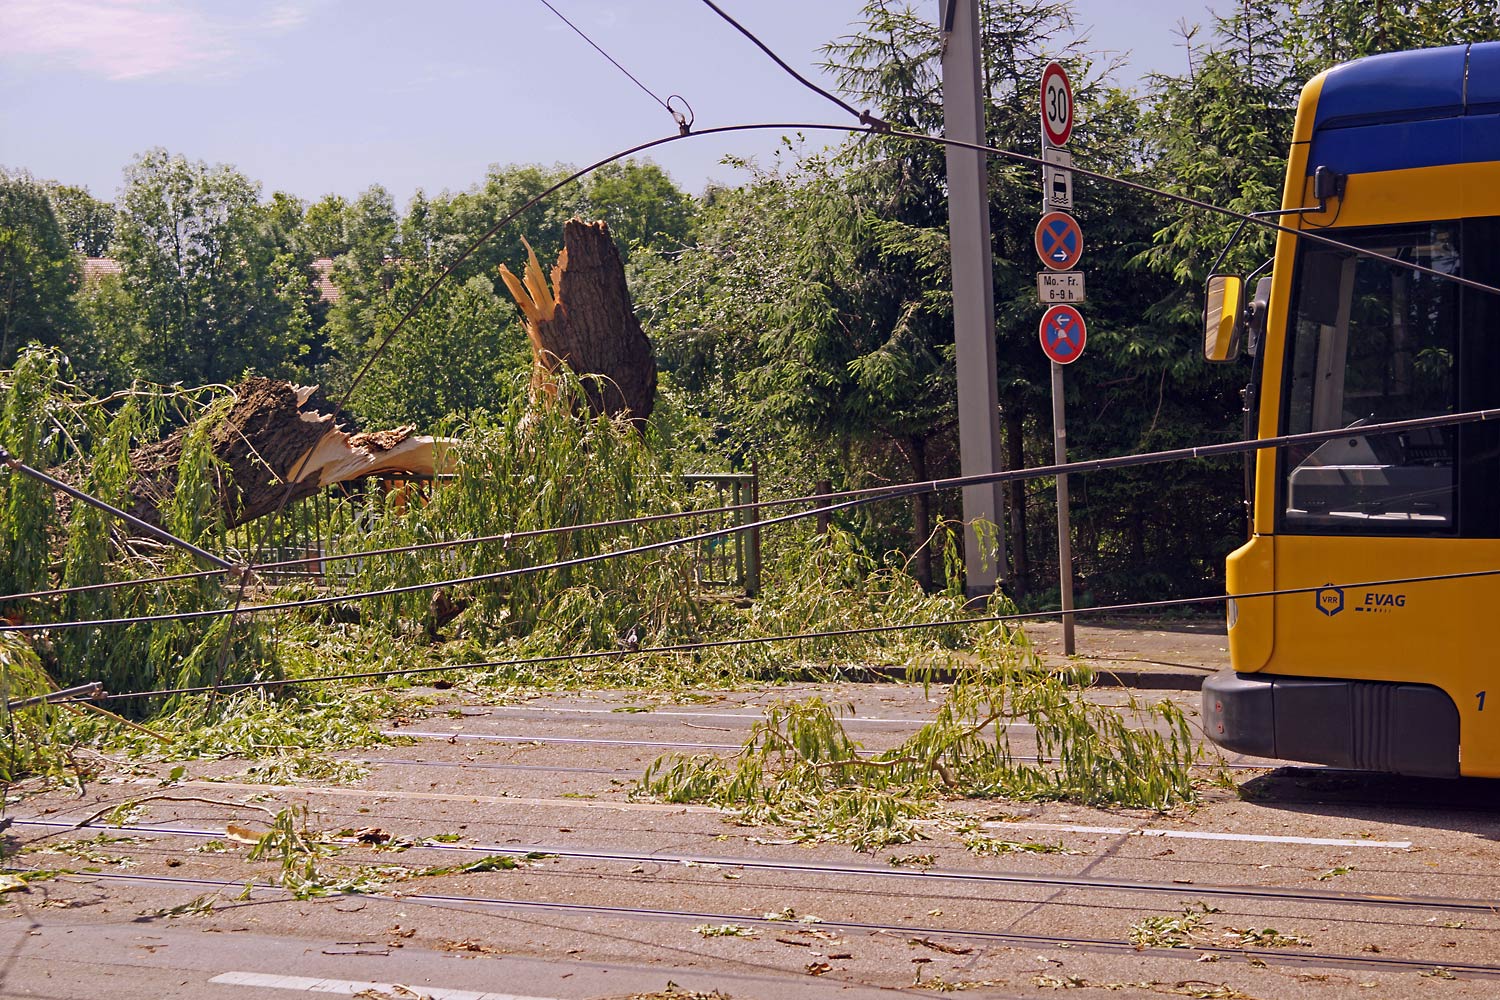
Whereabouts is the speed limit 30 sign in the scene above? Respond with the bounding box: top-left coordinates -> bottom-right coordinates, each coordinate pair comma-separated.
1040,60 -> 1073,147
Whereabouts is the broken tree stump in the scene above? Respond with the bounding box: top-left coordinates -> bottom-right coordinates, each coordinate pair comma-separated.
120,378 -> 455,532
500,218 -> 657,422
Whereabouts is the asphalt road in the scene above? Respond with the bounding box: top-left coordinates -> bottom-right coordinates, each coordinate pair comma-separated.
3,676 -> 1498,1000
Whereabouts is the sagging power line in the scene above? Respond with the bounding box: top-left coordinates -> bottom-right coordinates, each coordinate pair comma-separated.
6,404 -> 1498,635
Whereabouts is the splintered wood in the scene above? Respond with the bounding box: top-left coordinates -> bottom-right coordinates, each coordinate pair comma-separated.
120,378 -> 456,531
500,218 -> 657,422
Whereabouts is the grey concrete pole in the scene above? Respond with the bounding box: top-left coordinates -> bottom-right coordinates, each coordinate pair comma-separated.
940,0 -> 1007,600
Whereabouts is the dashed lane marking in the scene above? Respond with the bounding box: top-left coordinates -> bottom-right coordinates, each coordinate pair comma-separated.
122,778 -> 722,813
209,971 -> 556,999
983,820 -> 1412,849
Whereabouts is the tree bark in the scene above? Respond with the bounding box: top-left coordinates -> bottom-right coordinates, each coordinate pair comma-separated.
121,377 -> 453,531
500,218 -> 656,422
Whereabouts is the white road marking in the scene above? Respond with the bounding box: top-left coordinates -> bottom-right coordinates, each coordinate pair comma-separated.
135,778 -> 722,814
983,820 -> 1411,849
388,730 -> 743,749
483,705 -> 1020,728
210,970 -> 556,999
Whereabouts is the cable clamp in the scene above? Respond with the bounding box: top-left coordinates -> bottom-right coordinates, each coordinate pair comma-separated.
668,95 -> 695,136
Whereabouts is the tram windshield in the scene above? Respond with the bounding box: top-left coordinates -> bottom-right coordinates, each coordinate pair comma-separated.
1281,222 -> 1460,533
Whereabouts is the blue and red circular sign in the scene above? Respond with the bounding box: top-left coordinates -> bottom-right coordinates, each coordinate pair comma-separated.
1039,304 -> 1087,365
1034,211 -> 1083,270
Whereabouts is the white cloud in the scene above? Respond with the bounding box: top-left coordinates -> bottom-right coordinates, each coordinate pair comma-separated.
0,0 -> 312,81
263,2 -> 307,32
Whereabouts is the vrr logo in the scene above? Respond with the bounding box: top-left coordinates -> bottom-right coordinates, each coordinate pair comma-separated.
1315,584 -> 1345,617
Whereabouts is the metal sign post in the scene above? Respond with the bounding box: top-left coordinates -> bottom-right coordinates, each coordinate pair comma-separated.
1038,60 -> 1078,656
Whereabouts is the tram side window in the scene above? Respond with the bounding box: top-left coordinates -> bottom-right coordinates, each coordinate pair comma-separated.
1281,222 -> 1460,533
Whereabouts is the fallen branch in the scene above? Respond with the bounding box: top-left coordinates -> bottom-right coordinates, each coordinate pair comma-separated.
71,794 -> 278,829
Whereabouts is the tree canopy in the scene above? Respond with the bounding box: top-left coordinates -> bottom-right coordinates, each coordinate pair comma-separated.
3,0 -> 1495,600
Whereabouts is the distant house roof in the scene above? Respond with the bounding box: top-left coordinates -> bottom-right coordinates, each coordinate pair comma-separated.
312,257 -> 341,304
81,257 -> 122,281
77,255 -> 343,305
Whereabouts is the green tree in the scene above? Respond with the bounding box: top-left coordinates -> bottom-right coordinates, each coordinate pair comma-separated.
349,271 -> 525,428
0,170 -> 100,376
108,149 -> 316,385
301,193 -> 352,258
318,184 -> 406,396
45,183 -> 115,256
581,161 -> 695,261
410,164 -> 583,285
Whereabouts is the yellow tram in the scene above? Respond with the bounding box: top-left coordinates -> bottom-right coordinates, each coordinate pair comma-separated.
1201,42 -> 1500,777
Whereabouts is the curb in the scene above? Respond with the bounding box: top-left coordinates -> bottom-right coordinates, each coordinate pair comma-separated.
802,664 -> 1209,692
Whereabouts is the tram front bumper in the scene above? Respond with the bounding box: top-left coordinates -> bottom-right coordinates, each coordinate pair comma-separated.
1202,670 -> 1459,777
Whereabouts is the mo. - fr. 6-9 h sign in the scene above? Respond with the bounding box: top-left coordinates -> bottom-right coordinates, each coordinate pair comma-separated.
1040,60 -> 1073,147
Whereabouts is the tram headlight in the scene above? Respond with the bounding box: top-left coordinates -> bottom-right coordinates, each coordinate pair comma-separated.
1226,597 -> 1238,630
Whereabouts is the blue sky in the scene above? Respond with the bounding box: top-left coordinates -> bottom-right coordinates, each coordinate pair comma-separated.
0,1 -> 1216,205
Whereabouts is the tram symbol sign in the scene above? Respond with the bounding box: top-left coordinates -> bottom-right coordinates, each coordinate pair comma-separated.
1040,60 -> 1074,147
1038,304 -> 1087,365
1042,146 -> 1074,211
1035,211 -> 1084,270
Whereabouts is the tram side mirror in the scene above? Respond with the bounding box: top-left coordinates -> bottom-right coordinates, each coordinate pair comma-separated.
1203,274 -> 1244,363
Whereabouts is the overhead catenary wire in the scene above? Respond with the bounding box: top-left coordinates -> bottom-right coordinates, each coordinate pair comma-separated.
66,554 -> 1500,705
534,0 -> 680,121
6,403 -> 1498,635
696,0 -> 886,129
8,122 -> 1500,611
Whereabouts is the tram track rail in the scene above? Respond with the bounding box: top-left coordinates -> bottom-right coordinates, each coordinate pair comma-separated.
11,818 -> 1493,914
12,867 -> 1500,982
381,729 -> 1274,771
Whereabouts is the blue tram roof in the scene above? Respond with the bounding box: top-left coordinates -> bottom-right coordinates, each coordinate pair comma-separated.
1306,41 -> 1500,174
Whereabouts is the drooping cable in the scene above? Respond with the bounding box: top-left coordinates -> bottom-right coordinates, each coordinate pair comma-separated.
72,561 -> 1500,704
6,403 -> 1497,635
534,0 -> 681,123
0,446 -> 232,570
696,0 -> 886,130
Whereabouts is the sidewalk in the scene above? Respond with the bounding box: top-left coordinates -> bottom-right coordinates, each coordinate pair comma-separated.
1021,613 -> 1228,690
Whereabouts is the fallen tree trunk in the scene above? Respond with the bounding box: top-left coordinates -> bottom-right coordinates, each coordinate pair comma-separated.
122,378 -> 455,531
500,218 -> 657,422
109,219 -> 653,532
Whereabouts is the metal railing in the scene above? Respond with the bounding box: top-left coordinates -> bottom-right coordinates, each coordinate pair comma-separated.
225,470 -> 762,595
680,472 -> 760,597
